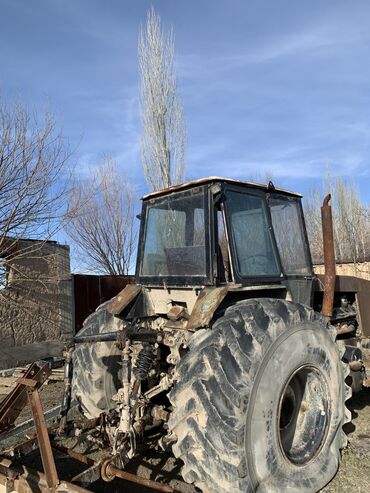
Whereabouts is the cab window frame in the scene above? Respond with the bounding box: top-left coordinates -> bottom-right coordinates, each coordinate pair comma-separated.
222,185 -> 284,284
268,193 -> 314,278
136,185 -> 213,287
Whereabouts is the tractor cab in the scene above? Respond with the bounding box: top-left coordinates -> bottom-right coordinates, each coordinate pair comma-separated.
136,177 -> 313,304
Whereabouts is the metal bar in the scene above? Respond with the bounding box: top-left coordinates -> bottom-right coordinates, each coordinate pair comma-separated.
58,346 -> 74,435
321,194 -> 336,319
74,328 -> 158,344
51,442 -> 95,467
101,459 -> 174,493
71,463 -> 102,487
0,405 -> 61,441
27,389 -> 59,490
74,332 -> 120,344
51,444 -> 174,493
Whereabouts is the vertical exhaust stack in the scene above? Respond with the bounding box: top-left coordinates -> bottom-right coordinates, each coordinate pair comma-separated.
321,194 -> 336,321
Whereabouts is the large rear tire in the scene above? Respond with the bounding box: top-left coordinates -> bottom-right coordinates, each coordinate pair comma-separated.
168,298 -> 351,493
71,302 -> 122,419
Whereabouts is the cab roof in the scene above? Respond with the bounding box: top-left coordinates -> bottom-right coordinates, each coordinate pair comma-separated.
142,176 -> 302,201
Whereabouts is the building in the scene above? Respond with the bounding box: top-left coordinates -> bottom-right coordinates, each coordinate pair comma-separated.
0,239 -> 73,369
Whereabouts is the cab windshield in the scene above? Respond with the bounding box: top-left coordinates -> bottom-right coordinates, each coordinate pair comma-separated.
140,188 -> 208,278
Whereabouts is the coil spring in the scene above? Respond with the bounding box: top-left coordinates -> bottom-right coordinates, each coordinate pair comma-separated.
133,344 -> 153,381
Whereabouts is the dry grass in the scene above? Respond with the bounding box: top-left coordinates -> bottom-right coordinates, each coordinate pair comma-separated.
321,389 -> 370,492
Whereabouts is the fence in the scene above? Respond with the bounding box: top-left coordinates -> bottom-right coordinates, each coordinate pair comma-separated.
73,274 -> 134,332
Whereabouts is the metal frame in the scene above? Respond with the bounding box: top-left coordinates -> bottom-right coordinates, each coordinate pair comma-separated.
0,364 -> 60,491
266,192 -> 314,277
136,178 -> 316,289
0,362 -> 174,493
222,184 -> 285,285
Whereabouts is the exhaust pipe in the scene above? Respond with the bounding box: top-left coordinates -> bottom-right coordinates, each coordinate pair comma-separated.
321,194 -> 336,320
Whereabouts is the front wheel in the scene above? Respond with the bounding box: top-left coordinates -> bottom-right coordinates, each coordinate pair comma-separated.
71,302 -> 123,419
168,298 -> 351,493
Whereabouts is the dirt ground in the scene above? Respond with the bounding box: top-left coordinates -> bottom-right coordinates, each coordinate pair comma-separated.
0,382 -> 369,492
320,389 -> 370,493
0,380 -> 64,451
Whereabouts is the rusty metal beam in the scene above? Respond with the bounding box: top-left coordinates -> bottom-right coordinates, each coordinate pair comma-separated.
314,274 -> 370,337
3,440 -> 177,493
26,386 -> 59,490
101,459 -> 174,492
51,442 -> 95,467
187,286 -> 229,330
108,283 -> 142,315
52,443 -> 174,493
321,194 -> 336,320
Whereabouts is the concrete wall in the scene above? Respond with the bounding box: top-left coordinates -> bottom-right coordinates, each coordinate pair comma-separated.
0,240 -> 73,369
314,260 -> 370,281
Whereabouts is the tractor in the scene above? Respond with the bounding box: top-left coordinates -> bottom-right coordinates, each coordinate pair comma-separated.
70,177 -> 368,493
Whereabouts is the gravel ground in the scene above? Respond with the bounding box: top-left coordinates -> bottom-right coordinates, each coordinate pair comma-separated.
1,382 -> 369,492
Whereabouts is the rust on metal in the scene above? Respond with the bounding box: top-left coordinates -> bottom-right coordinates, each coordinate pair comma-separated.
0,362 -> 50,435
51,442 -> 95,467
141,176 -> 302,201
321,194 -> 336,319
314,274 -> 370,337
323,193 -> 331,207
355,291 -> 370,338
167,305 -> 189,321
187,286 -> 229,331
0,364 -> 59,490
26,387 -> 59,490
50,444 -> 174,492
0,370 -> 174,492
101,459 -> 174,492
107,284 -> 142,315
16,378 -> 37,387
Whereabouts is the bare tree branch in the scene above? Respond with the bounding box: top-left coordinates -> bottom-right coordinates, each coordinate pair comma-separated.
304,175 -> 370,266
0,98 -> 72,290
66,157 -> 137,275
139,6 -> 186,191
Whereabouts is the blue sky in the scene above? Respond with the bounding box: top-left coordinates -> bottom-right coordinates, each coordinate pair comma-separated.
1,0 -> 370,203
